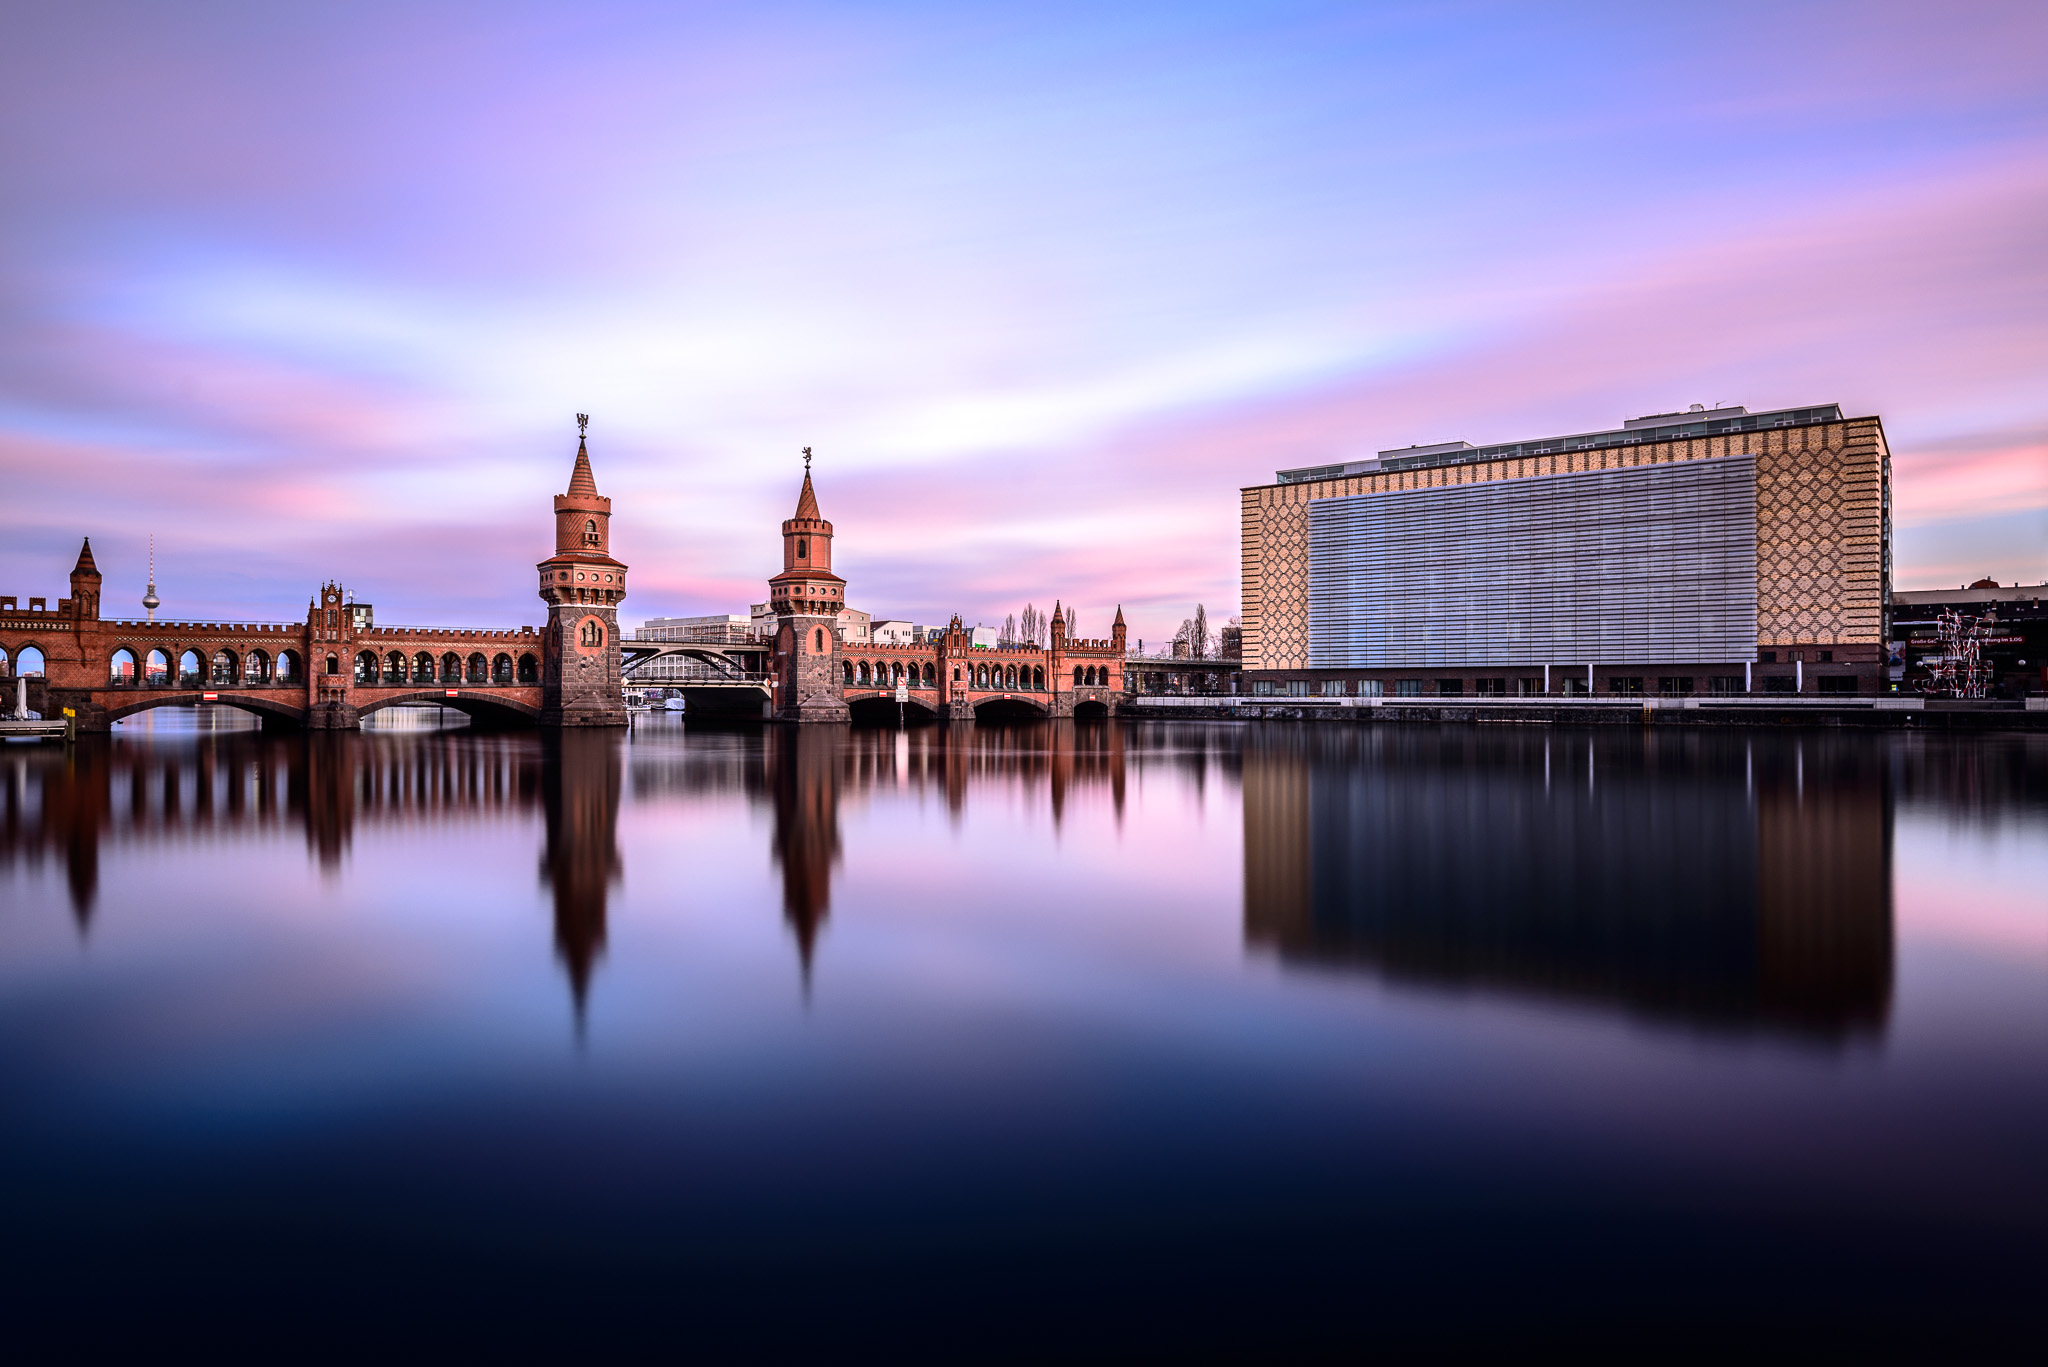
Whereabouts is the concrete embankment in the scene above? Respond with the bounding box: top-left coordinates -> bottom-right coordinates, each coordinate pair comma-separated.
1119,698 -> 2048,731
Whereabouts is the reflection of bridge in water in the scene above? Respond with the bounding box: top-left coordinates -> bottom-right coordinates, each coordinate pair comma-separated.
0,719 -> 1134,1026
1243,727 -> 1902,1040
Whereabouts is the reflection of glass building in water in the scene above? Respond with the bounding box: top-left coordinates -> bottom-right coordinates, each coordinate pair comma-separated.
1242,728 -> 1893,1038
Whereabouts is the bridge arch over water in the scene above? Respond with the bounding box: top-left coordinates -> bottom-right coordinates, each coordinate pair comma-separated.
102,692 -> 309,729
845,694 -> 940,724
973,696 -> 1052,721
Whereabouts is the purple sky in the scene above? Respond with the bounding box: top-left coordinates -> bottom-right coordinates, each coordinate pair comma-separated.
1,1 -> 2043,644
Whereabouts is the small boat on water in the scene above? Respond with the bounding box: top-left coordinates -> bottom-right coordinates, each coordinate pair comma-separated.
664,696 -> 687,712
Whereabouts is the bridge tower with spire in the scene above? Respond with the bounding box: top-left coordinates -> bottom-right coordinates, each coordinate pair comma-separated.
768,449 -> 850,723
536,415 -> 629,727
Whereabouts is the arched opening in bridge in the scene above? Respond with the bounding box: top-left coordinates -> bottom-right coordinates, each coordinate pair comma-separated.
178,650 -> 201,686
493,654 -> 513,683
378,651 -> 400,684
974,697 -> 1046,722
17,645 -> 47,676
1032,666 -> 1044,690
1073,700 -> 1110,720
356,652 -> 378,684
210,651 -> 237,686
243,650 -> 270,684
109,648 -> 137,685
846,695 -> 936,726
923,663 -> 936,686
440,652 -> 461,683
359,693 -> 538,730
843,661 -> 855,685
277,651 -> 301,684
111,703 -> 264,735
147,649 -> 169,685
467,653 -> 487,683
411,652 -> 433,683
518,654 -> 538,684
0,646 -> 8,675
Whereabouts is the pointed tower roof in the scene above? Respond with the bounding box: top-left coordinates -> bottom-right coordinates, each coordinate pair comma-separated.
566,436 -> 600,497
1113,604 -> 1125,624
792,469 -> 820,520
1052,600 -> 1064,623
72,537 -> 99,576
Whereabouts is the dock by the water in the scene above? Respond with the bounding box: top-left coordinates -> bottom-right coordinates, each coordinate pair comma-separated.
1,719 -> 71,742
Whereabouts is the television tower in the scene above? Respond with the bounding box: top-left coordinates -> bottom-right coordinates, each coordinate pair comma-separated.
142,535 -> 161,622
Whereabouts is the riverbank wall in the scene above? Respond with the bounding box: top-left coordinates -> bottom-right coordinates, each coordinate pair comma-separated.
1120,697 -> 2048,731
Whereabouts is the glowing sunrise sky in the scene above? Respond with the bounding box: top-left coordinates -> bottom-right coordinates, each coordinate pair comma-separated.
1,1 -> 2043,643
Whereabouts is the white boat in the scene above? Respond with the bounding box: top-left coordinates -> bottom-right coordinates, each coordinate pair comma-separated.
664,696 -> 687,712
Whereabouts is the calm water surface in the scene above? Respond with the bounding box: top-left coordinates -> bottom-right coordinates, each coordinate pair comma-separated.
3,714 -> 2043,1353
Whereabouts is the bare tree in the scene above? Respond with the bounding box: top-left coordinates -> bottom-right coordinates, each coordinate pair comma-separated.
1002,612 -> 1016,645
1193,604 -> 1209,660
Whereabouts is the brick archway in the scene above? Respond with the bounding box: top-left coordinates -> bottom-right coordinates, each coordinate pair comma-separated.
356,691 -> 543,726
99,692 -> 309,729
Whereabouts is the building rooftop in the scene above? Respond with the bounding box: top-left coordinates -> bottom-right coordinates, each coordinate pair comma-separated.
1274,403 -> 1845,484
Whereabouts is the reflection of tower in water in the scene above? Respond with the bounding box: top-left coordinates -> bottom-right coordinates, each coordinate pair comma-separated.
538,730 -> 623,1027
1243,728 -> 1894,1039
766,727 -> 842,992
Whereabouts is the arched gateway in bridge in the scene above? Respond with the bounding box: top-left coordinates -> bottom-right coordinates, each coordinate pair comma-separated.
0,424 -> 629,732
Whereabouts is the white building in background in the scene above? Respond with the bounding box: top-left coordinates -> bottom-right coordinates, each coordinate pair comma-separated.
838,607 -> 872,643
873,619 -> 916,645
636,613 -> 752,643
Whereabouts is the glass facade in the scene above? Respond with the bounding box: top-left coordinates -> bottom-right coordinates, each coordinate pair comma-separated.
1306,455 -> 1759,668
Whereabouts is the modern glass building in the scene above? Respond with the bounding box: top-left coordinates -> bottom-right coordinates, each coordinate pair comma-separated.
1240,404 -> 1892,698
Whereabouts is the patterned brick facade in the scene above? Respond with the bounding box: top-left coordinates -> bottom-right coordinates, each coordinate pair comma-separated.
1241,414 -> 1891,679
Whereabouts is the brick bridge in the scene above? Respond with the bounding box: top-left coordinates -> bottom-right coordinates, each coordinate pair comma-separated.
2,428 -> 628,733
4,430 -> 1128,729
622,464 -> 1127,721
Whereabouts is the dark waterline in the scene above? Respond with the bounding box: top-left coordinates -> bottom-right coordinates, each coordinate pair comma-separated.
2,716 -> 2043,1353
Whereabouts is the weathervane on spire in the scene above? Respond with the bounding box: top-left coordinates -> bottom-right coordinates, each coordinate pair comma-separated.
802,446 -> 812,472
576,413 -> 589,438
